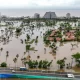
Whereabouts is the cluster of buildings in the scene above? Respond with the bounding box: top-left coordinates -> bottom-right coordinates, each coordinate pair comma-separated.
34,12 -> 71,19
65,30 -> 75,41
0,12 -> 71,21
47,30 -> 75,42
48,30 -> 62,41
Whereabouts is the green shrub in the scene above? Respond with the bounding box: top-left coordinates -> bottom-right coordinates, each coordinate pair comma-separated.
1,62 -> 7,67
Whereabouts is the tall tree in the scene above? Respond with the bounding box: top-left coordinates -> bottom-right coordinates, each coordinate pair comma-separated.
24,52 -> 26,56
0,47 -> 3,55
16,54 -> 19,59
6,51 -> 9,62
72,52 -> 80,67
13,58 -> 17,69
16,54 -> 19,68
57,57 -> 66,69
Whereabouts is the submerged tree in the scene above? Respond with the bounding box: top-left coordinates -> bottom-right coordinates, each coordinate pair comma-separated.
24,52 -> 26,56
57,57 -> 66,69
6,51 -> 9,62
0,47 -> 3,55
26,60 -> 52,69
35,36 -> 38,45
72,52 -> 80,67
26,34 -> 30,41
16,54 -> 19,59
1,62 -> 7,67
13,58 -> 17,69
26,45 -> 31,54
49,43 -> 57,54
16,28 -> 22,33
15,28 -> 22,37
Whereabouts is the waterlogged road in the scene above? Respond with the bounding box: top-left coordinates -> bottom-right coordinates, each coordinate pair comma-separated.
0,70 -> 80,79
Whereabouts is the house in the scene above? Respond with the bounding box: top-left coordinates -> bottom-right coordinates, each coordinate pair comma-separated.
48,37 -> 61,41
65,31 -> 75,41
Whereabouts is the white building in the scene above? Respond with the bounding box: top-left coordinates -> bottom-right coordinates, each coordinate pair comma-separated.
43,12 -> 57,19
66,13 -> 71,18
34,13 -> 40,18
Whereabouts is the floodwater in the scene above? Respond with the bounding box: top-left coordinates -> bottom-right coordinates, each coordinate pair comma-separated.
0,21 -> 79,71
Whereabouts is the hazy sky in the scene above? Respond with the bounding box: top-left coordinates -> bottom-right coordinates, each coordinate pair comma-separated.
0,0 -> 80,17
0,0 -> 80,9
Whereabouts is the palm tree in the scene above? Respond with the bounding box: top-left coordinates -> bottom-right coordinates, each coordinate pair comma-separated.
49,43 -> 57,54
3,37 -> 6,44
57,57 -> 67,69
66,64 -> 69,69
16,54 -> 19,67
72,52 -> 80,67
37,55 -> 40,59
6,51 -> 9,62
13,58 -> 17,69
21,58 -> 24,66
27,55 -> 31,59
63,57 -> 67,60
44,48 -> 46,54
0,47 -> 3,55
35,36 -> 38,45
26,34 -> 30,41
16,54 -> 19,59
0,48 -> 3,51
26,45 -> 31,55
21,57 -> 27,67
20,39 -> 23,44
7,36 -> 10,42
24,52 -> 26,57
25,39 -> 26,43
23,57 -> 27,67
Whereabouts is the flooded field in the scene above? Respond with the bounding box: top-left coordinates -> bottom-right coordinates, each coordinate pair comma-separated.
0,21 -> 79,71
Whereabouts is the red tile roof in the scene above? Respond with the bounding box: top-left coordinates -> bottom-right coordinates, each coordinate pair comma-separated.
48,37 -> 54,41
65,36 -> 75,40
56,37 -> 61,41
48,37 -> 61,41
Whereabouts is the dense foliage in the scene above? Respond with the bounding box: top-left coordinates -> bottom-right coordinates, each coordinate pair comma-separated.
57,58 -> 66,69
26,60 -> 53,69
72,52 -> 80,67
1,62 -> 7,67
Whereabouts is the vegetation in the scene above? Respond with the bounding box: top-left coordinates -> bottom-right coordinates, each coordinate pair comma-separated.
6,51 -> 9,62
1,62 -> 7,67
26,34 -> 30,41
72,52 -> 80,67
16,28 -> 22,33
13,58 -> 17,68
26,45 -> 31,52
57,57 -> 66,69
45,20 -> 56,26
26,39 -> 35,44
0,18 -> 80,72
26,60 -> 53,69
49,42 -> 57,53
75,30 -> 80,41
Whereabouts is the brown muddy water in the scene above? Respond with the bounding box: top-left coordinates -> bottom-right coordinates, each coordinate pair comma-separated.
0,21 -> 79,71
